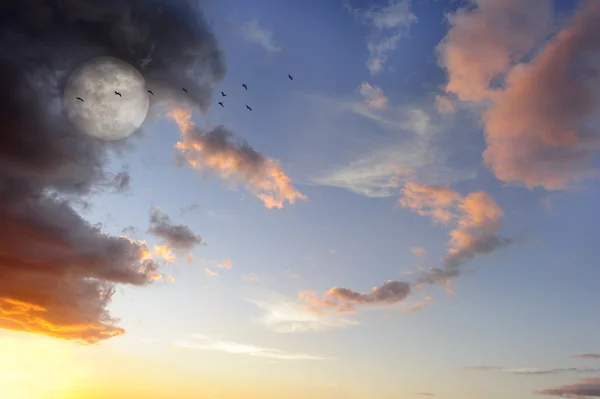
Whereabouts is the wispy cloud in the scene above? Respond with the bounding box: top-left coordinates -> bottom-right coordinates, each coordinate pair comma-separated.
537,377 -> 600,398
465,366 -> 600,375
307,92 -> 477,198
574,354 -> 600,360
345,0 -> 417,74
175,334 -> 330,361
248,296 -> 358,333
240,20 -> 281,53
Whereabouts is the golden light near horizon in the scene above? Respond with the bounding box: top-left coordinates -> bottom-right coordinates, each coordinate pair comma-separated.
0,331 -> 88,399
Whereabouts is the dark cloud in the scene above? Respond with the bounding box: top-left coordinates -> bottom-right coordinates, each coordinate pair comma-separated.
537,377 -> 600,398
148,207 -> 204,251
0,0 -> 225,343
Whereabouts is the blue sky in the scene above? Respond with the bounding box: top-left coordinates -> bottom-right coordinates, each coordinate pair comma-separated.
4,1 -> 600,399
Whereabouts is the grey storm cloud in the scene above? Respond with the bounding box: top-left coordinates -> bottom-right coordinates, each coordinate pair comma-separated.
0,0 -> 226,343
148,207 -> 204,251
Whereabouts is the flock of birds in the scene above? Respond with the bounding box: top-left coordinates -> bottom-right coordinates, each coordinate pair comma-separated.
75,74 -> 295,114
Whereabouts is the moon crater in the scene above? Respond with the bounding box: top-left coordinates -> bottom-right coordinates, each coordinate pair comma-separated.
63,56 -> 150,141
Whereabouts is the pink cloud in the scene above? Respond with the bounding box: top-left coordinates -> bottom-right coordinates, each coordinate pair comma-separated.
438,0 -> 552,102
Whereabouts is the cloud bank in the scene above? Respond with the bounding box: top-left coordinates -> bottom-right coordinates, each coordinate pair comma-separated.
0,0 -> 226,343
538,377 -> 600,398
439,0 -> 600,190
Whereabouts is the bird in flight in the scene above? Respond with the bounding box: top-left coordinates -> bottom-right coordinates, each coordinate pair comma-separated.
221,91 -> 227,97
114,91 -> 122,97
288,74 -> 293,81
182,88 -> 188,93
218,102 -> 224,107
76,97 -> 84,102
242,84 -> 248,90
245,105 -> 252,111
148,90 -> 154,96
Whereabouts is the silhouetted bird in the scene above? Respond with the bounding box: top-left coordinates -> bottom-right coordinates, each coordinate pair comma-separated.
182,88 -> 188,93
148,90 -> 154,96
288,74 -> 293,81
76,97 -> 84,102
221,91 -> 227,97
245,105 -> 252,111
114,91 -> 122,97
242,84 -> 247,90
218,102 -> 224,107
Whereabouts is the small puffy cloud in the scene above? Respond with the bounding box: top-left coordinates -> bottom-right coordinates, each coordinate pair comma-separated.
346,0 -> 417,74
248,297 -> 358,333
240,20 -> 281,54
537,377 -> 600,398
214,259 -> 233,269
148,207 -> 204,251
169,109 -> 307,209
416,393 -> 435,397
299,280 -> 411,314
204,267 -> 218,277
153,245 -> 177,263
175,334 -> 330,361
399,183 -> 510,285
411,247 -> 426,257
359,82 -> 389,109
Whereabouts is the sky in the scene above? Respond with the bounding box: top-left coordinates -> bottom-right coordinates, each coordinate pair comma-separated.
1,0 -> 600,399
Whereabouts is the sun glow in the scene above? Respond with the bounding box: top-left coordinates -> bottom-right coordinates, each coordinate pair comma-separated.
0,331 -> 87,399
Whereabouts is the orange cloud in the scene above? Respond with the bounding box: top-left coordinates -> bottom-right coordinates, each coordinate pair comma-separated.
359,82 -> 389,109
168,108 -> 307,209
0,205 -> 160,344
204,267 -> 218,277
440,0 -> 600,190
399,183 -> 510,285
399,182 -> 462,224
300,281 -> 411,315
214,258 -> 233,269
411,247 -> 426,257
153,245 -> 176,263
482,0 -> 600,190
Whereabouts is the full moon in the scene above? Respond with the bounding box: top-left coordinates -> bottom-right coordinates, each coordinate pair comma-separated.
64,56 -> 150,141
